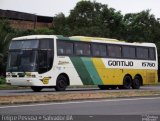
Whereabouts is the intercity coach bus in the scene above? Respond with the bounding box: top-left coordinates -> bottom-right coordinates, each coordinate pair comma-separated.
6,35 -> 158,92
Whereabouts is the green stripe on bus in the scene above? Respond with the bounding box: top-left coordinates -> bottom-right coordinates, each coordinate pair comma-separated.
70,57 -> 94,85
81,57 -> 103,85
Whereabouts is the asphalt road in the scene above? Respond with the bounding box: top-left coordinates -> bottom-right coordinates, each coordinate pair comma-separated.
0,85 -> 160,96
0,97 -> 160,121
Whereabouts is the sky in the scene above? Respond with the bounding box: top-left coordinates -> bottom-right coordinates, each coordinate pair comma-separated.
0,0 -> 160,18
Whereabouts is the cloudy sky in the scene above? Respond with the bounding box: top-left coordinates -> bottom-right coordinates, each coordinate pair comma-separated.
0,0 -> 160,18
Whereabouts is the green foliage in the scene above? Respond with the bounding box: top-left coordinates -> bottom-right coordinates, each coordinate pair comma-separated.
52,1 -> 160,44
34,28 -> 55,35
14,29 -> 35,37
0,19 -> 14,55
0,19 -> 15,76
122,10 -> 160,43
121,10 -> 160,68
67,1 -> 123,38
1,0 -> 160,76
51,1 -> 160,69
53,13 -> 71,36
0,77 -> 6,84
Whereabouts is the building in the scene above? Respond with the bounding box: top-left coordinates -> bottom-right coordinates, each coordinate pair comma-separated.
0,9 -> 53,30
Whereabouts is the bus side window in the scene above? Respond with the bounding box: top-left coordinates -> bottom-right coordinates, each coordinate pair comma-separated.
76,49 -> 83,55
92,44 -> 106,57
108,45 -> 121,58
65,43 -> 73,55
137,47 -> 149,59
57,41 -> 65,55
57,41 -> 73,56
47,51 -> 53,70
122,46 -> 135,59
58,48 -> 64,55
38,51 -> 48,74
38,50 -> 53,74
75,42 -> 91,56
149,48 -> 155,60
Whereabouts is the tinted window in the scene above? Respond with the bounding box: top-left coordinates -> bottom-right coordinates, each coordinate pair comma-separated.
39,39 -> 53,49
7,50 -> 38,72
149,48 -> 155,60
57,41 -> 73,55
8,51 -> 20,67
10,40 -> 39,49
136,47 -> 148,59
75,42 -> 91,56
38,51 -> 48,74
122,46 -> 135,58
107,45 -> 121,58
92,44 -> 106,57
38,50 -> 53,74
47,51 -> 53,70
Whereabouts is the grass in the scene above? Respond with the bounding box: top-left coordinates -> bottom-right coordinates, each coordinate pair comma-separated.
0,84 -> 19,90
0,76 -> 6,84
0,78 -> 28,90
0,76 -> 30,90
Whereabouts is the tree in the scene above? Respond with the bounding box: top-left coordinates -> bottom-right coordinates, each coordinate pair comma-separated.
122,10 -> 160,43
100,6 -> 123,38
68,1 -> 97,28
34,28 -> 55,35
67,1 -> 123,38
53,13 -> 71,36
0,19 -> 14,76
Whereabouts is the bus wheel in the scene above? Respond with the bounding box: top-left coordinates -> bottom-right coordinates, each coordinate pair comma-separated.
31,86 -> 43,92
55,75 -> 67,91
132,76 -> 141,89
123,75 -> 132,89
98,85 -> 109,90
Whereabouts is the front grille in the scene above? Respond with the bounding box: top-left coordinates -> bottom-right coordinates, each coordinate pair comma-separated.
18,73 -> 25,77
10,73 -> 26,77
12,75 -> 17,77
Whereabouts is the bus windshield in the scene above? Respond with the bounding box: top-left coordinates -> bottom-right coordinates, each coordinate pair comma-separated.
7,50 -> 37,72
7,39 -> 54,73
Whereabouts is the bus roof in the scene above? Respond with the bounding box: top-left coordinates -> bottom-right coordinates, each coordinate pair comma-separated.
12,35 -> 156,48
70,36 -> 120,42
70,36 -> 156,47
12,35 -> 56,40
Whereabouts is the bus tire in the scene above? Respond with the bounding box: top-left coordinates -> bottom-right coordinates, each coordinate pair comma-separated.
55,75 -> 67,91
31,86 -> 43,92
132,76 -> 141,89
123,75 -> 132,89
98,85 -> 110,90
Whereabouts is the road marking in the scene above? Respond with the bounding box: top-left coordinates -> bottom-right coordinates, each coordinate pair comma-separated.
0,97 -> 160,109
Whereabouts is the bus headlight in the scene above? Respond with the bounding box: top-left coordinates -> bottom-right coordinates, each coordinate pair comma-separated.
31,75 -> 36,78
25,72 -> 36,78
6,75 -> 11,78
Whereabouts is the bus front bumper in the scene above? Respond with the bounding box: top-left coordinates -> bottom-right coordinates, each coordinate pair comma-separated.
6,78 -> 44,86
